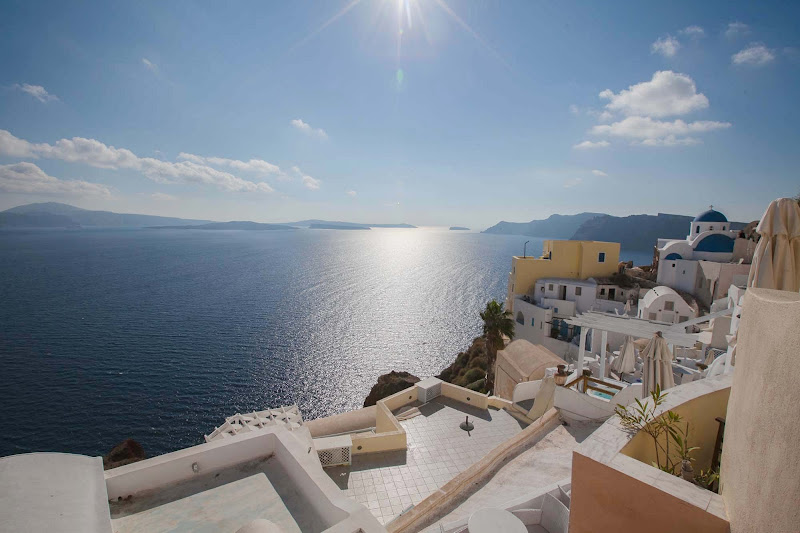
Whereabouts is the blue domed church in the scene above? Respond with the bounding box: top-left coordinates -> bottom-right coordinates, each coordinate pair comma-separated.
656,207 -> 753,306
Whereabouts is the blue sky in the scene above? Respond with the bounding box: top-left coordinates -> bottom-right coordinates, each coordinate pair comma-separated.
1,1 -> 798,227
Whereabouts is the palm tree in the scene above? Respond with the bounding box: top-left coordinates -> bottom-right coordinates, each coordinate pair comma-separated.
480,300 -> 515,393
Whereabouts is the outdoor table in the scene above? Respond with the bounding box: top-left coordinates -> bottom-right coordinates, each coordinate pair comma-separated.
468,508 -> 527,533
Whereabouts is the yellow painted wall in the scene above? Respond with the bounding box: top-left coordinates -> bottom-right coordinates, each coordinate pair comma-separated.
440,382 -> 489,409
506,240 -> 620,311
620,387 -> 730,474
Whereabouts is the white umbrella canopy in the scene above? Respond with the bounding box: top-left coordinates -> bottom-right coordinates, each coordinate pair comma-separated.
641,332 -> 675,396
747,197 -> 800,292
611,336 -> 637,375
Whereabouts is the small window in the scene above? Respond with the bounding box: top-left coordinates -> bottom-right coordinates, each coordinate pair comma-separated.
722,225 -> 726,231
540,286 -> 544,293
516,312 -> 524,325
696,226 -> 700,234
665,301 -> 674,311
649,312 -> 657,320
598,252 -> 606,263
600,288 -> 606,295
709,226 -> 714,231
530,317 -> 535,327
672,263 -> 676,268
575,286 -> 582,296
554,307 -> 559,313
548,284 -> 553,290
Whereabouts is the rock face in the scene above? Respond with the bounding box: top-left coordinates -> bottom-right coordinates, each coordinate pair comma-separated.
103,438 -> 146,470
437,337 -> 490,393
363,371 -> 420,407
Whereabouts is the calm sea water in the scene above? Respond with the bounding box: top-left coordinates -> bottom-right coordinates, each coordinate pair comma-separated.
0,228 -> 651,458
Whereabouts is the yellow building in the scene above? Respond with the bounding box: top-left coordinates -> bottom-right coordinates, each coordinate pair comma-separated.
506,240 -> 620,312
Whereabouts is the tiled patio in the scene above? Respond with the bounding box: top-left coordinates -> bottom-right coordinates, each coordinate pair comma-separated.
324,397 -> 527,525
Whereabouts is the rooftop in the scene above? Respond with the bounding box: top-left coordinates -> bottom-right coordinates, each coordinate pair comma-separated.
323,397 -> 527,526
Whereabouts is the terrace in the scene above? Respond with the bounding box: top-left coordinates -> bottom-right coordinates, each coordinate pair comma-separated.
324,396 -> 527,525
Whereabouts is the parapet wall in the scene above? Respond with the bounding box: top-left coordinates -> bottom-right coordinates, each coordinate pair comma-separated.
721,288 -> 800,533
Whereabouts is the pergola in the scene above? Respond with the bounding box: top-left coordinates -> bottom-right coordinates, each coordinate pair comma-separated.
566,311 -> 701,378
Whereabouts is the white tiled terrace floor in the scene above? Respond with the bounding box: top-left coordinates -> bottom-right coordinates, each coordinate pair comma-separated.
324,397 -> 527,525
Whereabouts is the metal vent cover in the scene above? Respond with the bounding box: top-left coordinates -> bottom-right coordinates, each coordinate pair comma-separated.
318,446 -> 351,467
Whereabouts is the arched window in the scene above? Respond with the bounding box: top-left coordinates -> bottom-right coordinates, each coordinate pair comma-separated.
516,311 -> 524,325
696,226 -> 700,233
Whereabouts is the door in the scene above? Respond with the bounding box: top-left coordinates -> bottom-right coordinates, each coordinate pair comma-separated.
608,288 -> 616,300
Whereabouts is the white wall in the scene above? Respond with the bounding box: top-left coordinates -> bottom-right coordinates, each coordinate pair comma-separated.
657,259 -> 699,294
513,297 -> 551,346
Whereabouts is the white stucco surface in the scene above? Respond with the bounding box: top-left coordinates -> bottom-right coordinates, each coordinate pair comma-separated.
422,421 -> 599,532
721,288 -> 800,533
0,453 -> 112,533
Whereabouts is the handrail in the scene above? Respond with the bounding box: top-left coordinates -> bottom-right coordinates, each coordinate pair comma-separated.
563,374 -> 625,396
585,376 -> 624,391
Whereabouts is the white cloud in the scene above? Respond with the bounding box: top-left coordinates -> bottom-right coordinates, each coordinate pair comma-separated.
651,36 -> 680,58
0,129 -> 38,157
178,153 -> 281,176
12,83 -> 58,103
725,22 -> 750,39
599,71 -> 709,118
0,162 -> 110,196
302,175 -> 321,190
0,129 -> 274,193
573,140 -> 610,149
150,192 -> 177,201
732,43 -> 775,66
346,190 -> 357,197
680,26 -> 705,38
591,116 -> 730,144
563,178 -> 582,188
291,119 -> 328,139
591,169 -> 608,177
142,58 -> 158,72
568,104 -> 579,115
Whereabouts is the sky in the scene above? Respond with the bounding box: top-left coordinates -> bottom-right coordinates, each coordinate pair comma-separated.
1,1 -> 798,228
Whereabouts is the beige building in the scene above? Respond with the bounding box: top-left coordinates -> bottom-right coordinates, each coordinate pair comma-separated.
506,240 -> 621,312
493,339 -> 566,400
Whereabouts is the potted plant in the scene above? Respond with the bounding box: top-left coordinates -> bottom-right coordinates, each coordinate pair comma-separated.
554,364 -> 569,386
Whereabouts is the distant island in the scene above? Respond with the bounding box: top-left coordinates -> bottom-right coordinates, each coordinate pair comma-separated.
0,203 -> 418,231
310,223 -> 370,230
0,202 -> 211,228
151,221 -> 296,231
483,211 -> 748,250
286,219 -> 416,229
483,212 -> 604,238
449,226 -> 470,231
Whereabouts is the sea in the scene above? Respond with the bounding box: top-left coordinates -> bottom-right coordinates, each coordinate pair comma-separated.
0,227 -> 652,458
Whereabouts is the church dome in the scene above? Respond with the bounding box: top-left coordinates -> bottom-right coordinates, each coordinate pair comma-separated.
693,208 -> 728,223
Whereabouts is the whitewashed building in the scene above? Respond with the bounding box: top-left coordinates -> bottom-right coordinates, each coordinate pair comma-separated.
656,207 -> 754,306
637,286 -> 697,324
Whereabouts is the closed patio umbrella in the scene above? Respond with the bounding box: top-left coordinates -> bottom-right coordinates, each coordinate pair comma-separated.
611,336 -> 637,375
641,332 -> 675,396
747,197 -> 800,292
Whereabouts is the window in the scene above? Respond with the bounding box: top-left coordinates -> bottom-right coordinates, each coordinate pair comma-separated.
530,317 -> 535,327
600,288 -> 606,295
598,252 -> 606,263
709,226 -> 714,231
672,263 -> 676,267
554,307 -> 559,314
516,312 -> 524,325
665,301 -> 674,311
649,312 -> 657,320
548,284 -> 553,290
722,225 -> 726,231
540,286 -> 544,293
696,226 -> 700,234
575,286 -> 582,296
